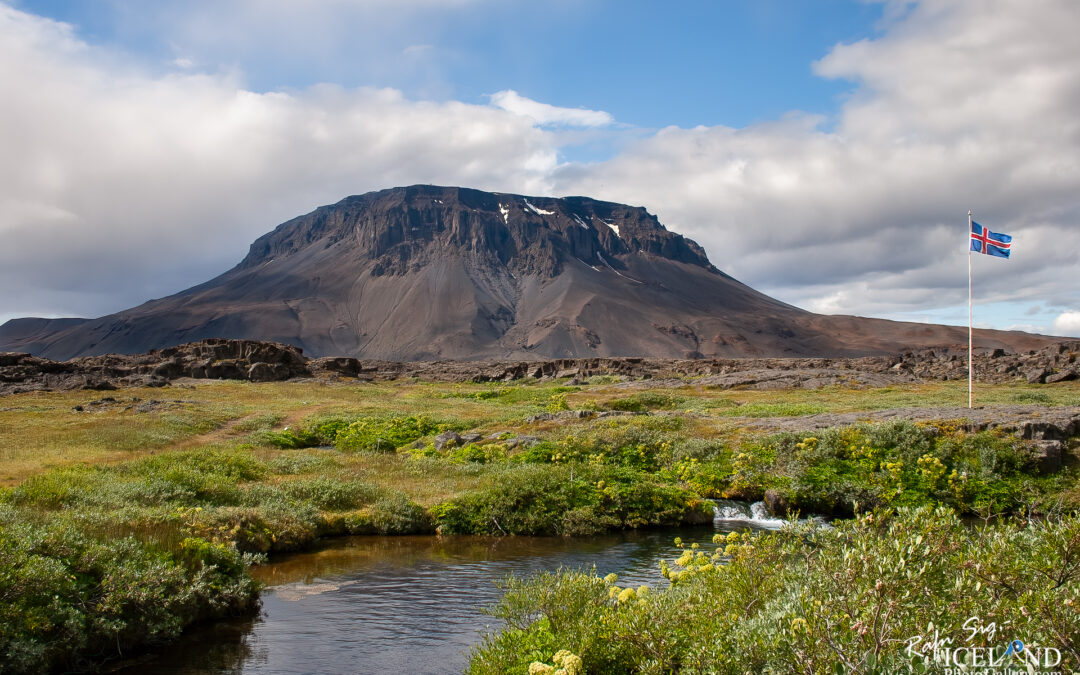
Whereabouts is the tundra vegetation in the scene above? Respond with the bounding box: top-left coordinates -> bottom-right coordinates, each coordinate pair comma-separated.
0,377 -> 1077,673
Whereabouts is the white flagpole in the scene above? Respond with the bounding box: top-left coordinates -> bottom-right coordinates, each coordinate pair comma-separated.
972,209 -> 980,410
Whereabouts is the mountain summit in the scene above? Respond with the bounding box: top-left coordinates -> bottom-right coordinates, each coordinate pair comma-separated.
0,185 -> 1047,360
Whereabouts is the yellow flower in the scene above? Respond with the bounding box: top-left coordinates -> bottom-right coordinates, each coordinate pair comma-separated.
791,617 -> 808,633
529,663 -> 555,675
603,573 -> 618,585
617,587 -> 637,604
560,654 -> 583,675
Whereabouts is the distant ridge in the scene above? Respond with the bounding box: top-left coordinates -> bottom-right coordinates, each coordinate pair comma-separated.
0,185 -> 1054,360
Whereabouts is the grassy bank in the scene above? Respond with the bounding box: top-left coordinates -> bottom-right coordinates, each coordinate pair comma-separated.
0,506 -> 259,674
0,377 -> 1078,672
470,507 -> 1080,673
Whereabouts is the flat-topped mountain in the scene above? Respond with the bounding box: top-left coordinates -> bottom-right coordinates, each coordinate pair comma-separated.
0,185 -> 1052,360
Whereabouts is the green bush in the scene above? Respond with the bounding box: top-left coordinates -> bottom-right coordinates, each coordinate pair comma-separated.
367,493 -> 431,534
0,514 -> 259,675
280,477 -> 382,510
259,427 -> 321,449
7,466 -> 103,508
603,392 -> 682,413
520,417 -> 685,472
267,450 -> 342,475
335,415 -> 445,452
719,421 -> 1058,515
258,415 -> 352,449
667,457 -> 733,498
6,449 -> 269,510
433,464 -> 707,536
470,508 -> 1080,674
189,502 -> 320,553
448,385 -> 580,407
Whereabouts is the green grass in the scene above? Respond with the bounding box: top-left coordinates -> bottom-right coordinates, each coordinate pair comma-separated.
1,376 -> 1078,672
681,381 -> 1080,416
715,402 -> 828,417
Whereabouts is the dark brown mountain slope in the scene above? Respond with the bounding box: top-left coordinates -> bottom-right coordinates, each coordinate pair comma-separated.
0,185 -> 1052,360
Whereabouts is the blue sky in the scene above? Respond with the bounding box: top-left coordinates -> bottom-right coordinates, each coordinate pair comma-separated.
2,0 -> 1080,338
19,0 -> 883,131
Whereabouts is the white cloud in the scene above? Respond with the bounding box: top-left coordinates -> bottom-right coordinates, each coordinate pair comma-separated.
0,4 -> 558,317
490,90 -> 615,128
3,0 -> 1080,337
402,44 -> 434,57
1006,323 -> 1046,334
552,0 -> 1080,321
1052,312 -> 1080,338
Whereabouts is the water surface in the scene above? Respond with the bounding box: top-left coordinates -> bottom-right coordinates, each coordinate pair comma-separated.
109,505 -> 790,674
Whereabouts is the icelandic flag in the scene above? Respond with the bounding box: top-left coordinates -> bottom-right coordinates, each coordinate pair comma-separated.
970,221 -> 1011,258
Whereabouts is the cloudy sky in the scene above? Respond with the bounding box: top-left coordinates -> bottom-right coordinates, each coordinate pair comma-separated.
3,0 -> 1079,336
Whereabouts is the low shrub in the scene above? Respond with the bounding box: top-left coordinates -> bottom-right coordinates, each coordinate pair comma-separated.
719,421 -> 1062,515
433,464 -> 708,536
186,502 -> 321,553
335,415 -> 446,452
520,417 -> 685,472
257,415 -> 352,449
267,450 -> 342,475
6,449 -> 270,510
258,427 -> 320,449
470,507 -> 1080,674
603,392 -> 682,413
448,385 -> 580,407
366,493 -> 431,534
0,513 -> 259,675
7,466 -> 103,508
280,477 -> 382,510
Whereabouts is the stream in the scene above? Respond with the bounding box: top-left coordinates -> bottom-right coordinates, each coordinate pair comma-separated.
107,501 -> 804,674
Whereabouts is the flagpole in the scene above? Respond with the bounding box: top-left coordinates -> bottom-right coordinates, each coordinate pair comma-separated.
972,208 -> 980,408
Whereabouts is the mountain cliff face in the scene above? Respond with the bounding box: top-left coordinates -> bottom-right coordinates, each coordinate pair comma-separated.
0,185 -> 1050,360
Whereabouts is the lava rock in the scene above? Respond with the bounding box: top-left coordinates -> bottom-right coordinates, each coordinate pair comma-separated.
434,431 -> 462,450
1026,367 -> 1050,384
1029,440 -> 1064,473
1045,369 -> 1078,384
764,489 -> 790,517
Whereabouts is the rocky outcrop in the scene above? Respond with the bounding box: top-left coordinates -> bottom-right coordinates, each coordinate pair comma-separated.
3,338 -> 1079,395
346,341 -> 1080,387
0,339 -> 310,394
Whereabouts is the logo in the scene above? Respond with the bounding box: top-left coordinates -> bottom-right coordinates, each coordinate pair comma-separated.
905,617 -> 1062,674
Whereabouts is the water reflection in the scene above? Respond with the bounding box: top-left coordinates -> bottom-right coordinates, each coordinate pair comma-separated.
107,526 -> 737,674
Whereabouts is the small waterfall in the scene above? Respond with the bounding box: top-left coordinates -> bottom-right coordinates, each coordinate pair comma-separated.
712,499 -> 751,520
711,500 -> 794,530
